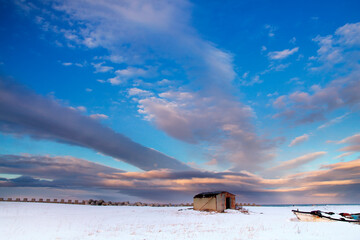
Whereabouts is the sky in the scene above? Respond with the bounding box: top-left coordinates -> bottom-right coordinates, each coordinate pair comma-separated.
0,0 -> 360,204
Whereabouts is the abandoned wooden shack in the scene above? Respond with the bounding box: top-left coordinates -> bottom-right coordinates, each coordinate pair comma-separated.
193,191 -> 236,212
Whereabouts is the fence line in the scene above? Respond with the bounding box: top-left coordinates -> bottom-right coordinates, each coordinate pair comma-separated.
0,197 -> 86,205
0,197 -> 259,207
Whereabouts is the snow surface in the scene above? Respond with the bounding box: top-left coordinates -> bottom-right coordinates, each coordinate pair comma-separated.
1,202 -> 360,239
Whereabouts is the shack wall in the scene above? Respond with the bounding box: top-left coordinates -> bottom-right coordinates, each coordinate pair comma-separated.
193,197 -> 217,211
216,193 -> 226,212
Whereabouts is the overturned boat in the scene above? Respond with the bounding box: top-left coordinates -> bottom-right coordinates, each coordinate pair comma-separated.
292,209 -> 360,223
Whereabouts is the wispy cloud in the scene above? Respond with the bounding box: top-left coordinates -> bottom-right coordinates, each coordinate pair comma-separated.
264,24 -> 276,37
273,70 -> 360,124
288,134 -> 309,147
240,75 -> 263,86
317,112 -> 350,129
286,77 -> 304,85
267,151 -> 326,174
337,133 -> 360,152
69,106 -> 87,112
107,67 -> 150,85
334,152 -> 354,159
61,61 -> 85,67
89,114 -> 109,120
92,62 -> 113,73
268,47 -> 299,60
115,67 -> 148,78
128,88 -> 153,98
310,22 -> 360,71
339,145 -> 360,152
338,133 -> 360,144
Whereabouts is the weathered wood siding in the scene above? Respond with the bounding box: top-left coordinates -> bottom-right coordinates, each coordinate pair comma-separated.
193,197 -> 217,211
194,191 -> 236,212
216,193 -> 225,212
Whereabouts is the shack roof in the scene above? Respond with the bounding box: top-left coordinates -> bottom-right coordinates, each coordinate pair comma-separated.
193,191 -> 235,198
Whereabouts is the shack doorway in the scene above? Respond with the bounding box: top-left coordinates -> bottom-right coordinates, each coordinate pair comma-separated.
226,197 -> 231,209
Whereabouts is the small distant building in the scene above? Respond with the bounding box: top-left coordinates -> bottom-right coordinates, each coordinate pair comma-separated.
193,191 -> 235,212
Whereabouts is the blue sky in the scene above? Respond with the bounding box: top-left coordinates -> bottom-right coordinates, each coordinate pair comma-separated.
0,0 -> 360,204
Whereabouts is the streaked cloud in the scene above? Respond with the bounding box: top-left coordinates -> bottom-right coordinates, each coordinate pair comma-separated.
69,106 -> 87,112
115,67 -> 148,78
134,90 -> 276,171
337,133 -> 360,153
286,77 -> 304,85
0,154 -> 122,179
338,133 -> 360,144
267,151 -> 326,174
89,114 -> 109,120
128,88 -> 153,98
317,112 -> 350,129
334,152 -> 354,159
273,72 -> 360,124
240,75 -> 263,86
339,145 -> 360,152
0,79 -> 190,171
92,62 -> 114,73
268,47 -> 299,60
288,134 -> 309,147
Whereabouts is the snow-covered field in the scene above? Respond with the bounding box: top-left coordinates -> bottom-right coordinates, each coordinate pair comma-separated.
1,202 -> 360,240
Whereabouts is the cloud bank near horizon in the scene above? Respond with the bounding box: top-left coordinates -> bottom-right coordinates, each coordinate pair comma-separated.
1,153 -> 360,204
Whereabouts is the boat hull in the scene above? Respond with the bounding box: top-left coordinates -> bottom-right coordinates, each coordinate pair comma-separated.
292,210 -> 360,223
293,211 -> 334,222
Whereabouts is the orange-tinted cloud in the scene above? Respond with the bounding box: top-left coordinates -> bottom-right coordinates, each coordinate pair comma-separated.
2,154 -> 360,204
